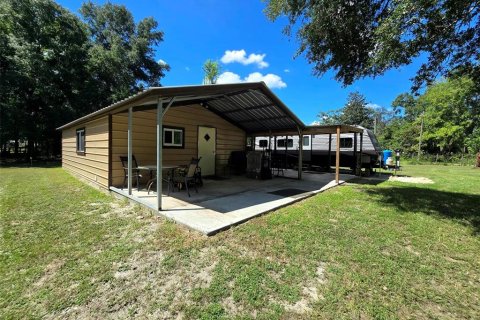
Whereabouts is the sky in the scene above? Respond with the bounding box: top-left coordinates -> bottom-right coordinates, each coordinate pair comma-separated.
57,0 -> 425,125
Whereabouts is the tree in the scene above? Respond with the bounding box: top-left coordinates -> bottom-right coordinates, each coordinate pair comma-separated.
0,0 -> 91,156
265,0 -> 480,90
418,77 -> 477,153
202,59 -> 220,84
316,91 -> 374,128
341,92 -> 374,128
316,109 -> 342,125
0,0 -> 169,157
80,1 -> 170,108
382,76 -> 479,155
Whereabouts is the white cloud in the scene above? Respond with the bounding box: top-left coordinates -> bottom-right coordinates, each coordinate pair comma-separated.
157,59 -> 168,66
284,69 -> 290,73
217,71 -> 242,84
244,72 -> 286,88
217,71 -> 286,89
220,49 -> 269,69
310,120 -> 321,125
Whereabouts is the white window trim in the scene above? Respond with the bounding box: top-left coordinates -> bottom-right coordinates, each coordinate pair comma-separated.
163,127 -> 183,147
76,128 -> 85,153
302,135 -> 311,148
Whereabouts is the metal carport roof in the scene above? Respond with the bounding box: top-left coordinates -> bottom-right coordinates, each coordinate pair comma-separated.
57,82 -> 304,134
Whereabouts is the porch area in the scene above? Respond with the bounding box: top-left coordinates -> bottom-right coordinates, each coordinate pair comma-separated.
110,170 -> 355,235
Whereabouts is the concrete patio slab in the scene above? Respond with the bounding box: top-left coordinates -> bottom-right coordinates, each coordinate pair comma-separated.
110,170 -> 355,235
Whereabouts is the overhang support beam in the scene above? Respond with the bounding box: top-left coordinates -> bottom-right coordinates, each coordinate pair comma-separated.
127,107 -> 133,195
335,125 -> 341,184
157,97 -> 176,211
298,128 -> 303,180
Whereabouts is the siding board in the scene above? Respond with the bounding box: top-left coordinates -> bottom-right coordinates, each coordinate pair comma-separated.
62,115 -> 109,189
111,104 -> 245,186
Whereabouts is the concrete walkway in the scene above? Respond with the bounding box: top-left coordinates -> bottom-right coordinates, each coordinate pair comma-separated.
110,170 -> 355,235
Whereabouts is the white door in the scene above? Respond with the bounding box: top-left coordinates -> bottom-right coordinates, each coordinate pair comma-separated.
198,126 -> 216,176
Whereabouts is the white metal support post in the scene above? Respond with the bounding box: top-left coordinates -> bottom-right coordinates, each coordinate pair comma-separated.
156,100 -> 163,211
156,97 -> 176,211
127,107 -> 133,195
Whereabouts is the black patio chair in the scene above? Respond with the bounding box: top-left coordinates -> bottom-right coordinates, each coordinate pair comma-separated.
119,155 -> 142,190
175,158 -> 201,197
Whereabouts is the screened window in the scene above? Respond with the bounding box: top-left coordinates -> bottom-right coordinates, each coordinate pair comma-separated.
76,128 -> 85,154
277,139 -> 293,148
340,138 -> 353,148
258,139 -> 268,148
302,136 -> 310,148
163,127 -> 184,148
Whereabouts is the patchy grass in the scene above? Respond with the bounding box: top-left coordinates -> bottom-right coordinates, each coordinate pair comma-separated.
0,165 -> 479,319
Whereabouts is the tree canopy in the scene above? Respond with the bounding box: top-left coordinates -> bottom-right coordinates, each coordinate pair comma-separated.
265,0 -> 480,91
317,91 -> 374,128
0,0 -> 168,156
379,76 -> 480,154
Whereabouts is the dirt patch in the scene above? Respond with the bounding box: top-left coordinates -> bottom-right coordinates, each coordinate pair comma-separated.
405,245 -> 421,256
34,259 -> 65,288
281,262 -> 326,314
47,245 -> 219,319
388,176 -> 434,184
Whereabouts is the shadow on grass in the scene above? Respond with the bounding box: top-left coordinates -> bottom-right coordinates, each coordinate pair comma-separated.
0,160 -> 61,168
369,186 -> 480,235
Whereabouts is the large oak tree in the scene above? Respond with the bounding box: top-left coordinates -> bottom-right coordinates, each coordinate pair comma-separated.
265,0 -> 480,91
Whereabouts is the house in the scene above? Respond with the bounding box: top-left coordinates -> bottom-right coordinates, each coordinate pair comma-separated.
58,82 -> 363,216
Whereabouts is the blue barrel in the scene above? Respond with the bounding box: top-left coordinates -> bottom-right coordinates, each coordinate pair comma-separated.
383,150 -> 393,166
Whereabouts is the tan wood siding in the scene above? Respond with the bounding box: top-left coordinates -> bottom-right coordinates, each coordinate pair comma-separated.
62,116 -> 109,189
111,104 -> 245,187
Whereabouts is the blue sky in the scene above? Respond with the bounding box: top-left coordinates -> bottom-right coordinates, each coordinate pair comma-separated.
57,0 -> 424,124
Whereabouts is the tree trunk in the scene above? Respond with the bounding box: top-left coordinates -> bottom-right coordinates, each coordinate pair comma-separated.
476,152 -> 480,168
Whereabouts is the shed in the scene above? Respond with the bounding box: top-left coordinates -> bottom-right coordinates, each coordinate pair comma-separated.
58,82 -> 363,211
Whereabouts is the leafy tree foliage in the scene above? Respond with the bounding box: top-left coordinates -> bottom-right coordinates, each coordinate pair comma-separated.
317,91 -> 374,128
80,1 -> 169,108
265,0 -> 480,90
380,77 -> 479,154
341,92 -> 374,128
1,0 -> 91,155
0,0 -> 168,157
202,59 -> 220,84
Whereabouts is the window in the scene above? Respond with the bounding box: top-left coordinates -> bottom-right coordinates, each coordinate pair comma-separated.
340,137 -> 353,148
277,138 -> 293,148
76,128 -> 85,154
258,139 -> 268,148
163,127 -> 184,148
302,136 -> 310,148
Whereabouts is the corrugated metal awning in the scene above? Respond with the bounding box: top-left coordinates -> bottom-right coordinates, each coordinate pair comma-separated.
57,82 -> 304,134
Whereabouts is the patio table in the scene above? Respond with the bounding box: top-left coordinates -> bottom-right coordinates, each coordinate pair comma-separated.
137,165 -> 179,194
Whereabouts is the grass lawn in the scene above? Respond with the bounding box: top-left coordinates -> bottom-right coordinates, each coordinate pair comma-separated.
1,164 -> 479,319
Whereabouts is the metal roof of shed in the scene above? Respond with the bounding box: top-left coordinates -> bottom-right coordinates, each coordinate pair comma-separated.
57,82 -> 304,133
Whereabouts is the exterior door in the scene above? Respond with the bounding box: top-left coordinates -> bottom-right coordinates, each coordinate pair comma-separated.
198,126 -> 216,176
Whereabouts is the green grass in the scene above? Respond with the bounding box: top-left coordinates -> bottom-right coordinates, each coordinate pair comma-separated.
0,165 -> 479,319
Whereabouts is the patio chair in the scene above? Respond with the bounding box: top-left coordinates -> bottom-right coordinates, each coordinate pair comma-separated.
175,158 -> 201,197
119,155 -> 142,190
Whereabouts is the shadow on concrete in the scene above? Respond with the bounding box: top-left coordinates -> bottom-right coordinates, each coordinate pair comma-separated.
369,186 -> 480,235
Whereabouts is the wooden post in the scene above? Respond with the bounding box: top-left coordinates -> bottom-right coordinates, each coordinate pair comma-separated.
328,133 -> 332,171
353,132 -> 358,175
298,131 -> 303,180
127,107 -> 133,195
335,126 -> 340,184
359,132 -> 363,173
